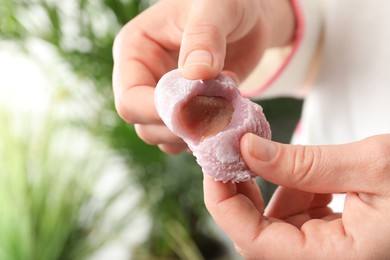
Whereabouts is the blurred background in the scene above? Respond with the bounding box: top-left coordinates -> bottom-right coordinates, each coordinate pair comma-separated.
0,0 -> 302,259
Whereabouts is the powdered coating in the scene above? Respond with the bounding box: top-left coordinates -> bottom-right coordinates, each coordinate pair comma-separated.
154,69 -> 271,183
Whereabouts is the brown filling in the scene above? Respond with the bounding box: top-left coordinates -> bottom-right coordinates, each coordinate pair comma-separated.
180,95 -> 234,141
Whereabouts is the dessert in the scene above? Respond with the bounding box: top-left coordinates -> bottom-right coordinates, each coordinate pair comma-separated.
154,69 -> 271,183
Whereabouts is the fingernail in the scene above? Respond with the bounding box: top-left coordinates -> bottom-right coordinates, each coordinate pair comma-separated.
183,50 -> 213,68
247,133 -> 276,162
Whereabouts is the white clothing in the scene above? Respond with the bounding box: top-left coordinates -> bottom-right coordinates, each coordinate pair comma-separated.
246,0 -> 390,145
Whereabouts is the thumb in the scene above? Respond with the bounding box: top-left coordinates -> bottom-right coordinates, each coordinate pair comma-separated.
240,133 -> 390,195
178,0 -> 259,80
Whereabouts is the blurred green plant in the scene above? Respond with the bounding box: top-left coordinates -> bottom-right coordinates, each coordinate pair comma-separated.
1,0 -> 221,258
0,105 -> 138,260
0,0 -> 302,259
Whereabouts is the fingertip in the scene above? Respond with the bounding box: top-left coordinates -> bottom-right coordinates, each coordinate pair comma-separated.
203,174 -> 236,195
179,49 -> 220,80
183,49 -> 213,68
179,64 -> 219,80
203,174 -> 237,209
178,22 -> 226,80
241,133 -> 277,162
240,133 -> 255,157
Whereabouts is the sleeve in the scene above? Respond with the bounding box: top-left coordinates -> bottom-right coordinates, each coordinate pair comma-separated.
240,0 -> 323,99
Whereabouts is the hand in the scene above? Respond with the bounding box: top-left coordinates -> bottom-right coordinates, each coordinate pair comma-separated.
112,0 -> 295,154
204,133 -> 390,259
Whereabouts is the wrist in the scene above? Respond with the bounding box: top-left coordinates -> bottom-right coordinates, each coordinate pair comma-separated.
262,0 -> 297,48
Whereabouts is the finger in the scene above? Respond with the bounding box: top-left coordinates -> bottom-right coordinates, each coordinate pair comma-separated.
203,176 -> 263,212
265,187 -> 315,219
307,207 -> 335,220
283,213 -> 311,229
236,178 -> 264,212
113,31 -> 171,124
204,177 -> 353,259
179,0 -> 260,80
112,46 -> 166,124
265,186 -> 333,228
240,133 -> 390,195
134,124 -> 184,145
158,143 -> 188,155
112,3 -> 180,124
266,188 -> 334,227
203,175 -> 270,248
204,177 -> 311,258
310,193 -> 333,208
114,84 -> 161,125
307,194 -> 334,218
266,188 -> 332,218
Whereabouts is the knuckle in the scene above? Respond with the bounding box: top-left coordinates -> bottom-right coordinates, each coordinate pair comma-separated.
290,145 -> 321,187
115,98 -> 137,125
113,22 -> 143,61
115,90 -> 144,125
134,125 -> 157,145
112,34 -> 122,60
184,23 -> 223,42
113,24 -> 130,60
366,135 -> 390,174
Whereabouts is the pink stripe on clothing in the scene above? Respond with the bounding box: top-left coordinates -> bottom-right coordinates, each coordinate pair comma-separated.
242,0 -> 305,98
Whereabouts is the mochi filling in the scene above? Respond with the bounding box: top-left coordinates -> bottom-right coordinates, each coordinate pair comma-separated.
179,95 -> 234,141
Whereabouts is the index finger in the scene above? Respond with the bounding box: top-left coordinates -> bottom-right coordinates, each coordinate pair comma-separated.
112,3 -> 181,124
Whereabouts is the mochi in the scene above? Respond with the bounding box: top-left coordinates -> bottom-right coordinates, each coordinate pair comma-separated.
154,69 -> 271,183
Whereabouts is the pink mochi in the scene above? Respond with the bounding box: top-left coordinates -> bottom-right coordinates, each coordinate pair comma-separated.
154,69 -> 271,183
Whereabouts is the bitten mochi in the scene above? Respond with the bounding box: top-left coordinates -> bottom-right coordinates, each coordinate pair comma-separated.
154,69 -> 271,183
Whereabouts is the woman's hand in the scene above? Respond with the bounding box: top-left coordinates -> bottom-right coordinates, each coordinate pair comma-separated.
204,133 -> 390,259
112,0 -> 295,154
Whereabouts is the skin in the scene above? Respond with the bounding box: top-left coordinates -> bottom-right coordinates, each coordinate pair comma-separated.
204,134 -> 390,259
113,0 -> 390,258
112,0 -> 295,154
